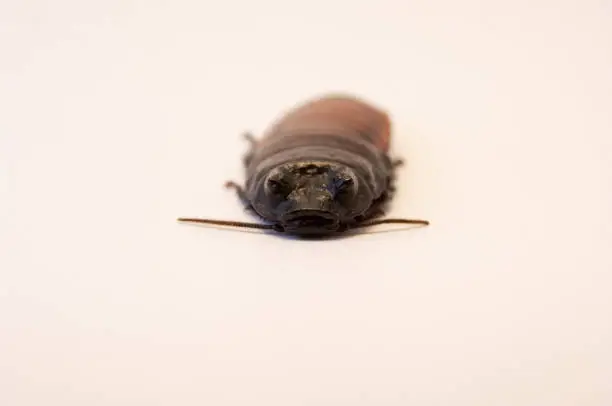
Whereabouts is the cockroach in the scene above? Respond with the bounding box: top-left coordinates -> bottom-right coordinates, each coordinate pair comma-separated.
178,94 -> 429,236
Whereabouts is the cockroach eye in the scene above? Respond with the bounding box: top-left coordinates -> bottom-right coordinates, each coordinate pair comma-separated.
332,176 -> 355,196
266,177 -> 292,197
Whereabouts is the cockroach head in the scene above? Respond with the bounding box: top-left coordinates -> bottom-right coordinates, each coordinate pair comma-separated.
251,160 -> 374,234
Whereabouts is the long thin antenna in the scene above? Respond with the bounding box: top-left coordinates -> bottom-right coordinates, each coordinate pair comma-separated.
177,217 -> 430,233
177,218 -> 277,230
349,218 -> 430,229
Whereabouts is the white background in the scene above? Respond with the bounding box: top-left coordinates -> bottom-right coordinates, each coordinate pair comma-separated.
1,0 -> 611,405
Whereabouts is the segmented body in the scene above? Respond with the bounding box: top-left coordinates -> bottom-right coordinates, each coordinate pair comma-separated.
244,95 -> 396,211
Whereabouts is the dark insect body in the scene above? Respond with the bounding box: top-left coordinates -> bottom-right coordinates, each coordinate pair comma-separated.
178,94 -> 429,236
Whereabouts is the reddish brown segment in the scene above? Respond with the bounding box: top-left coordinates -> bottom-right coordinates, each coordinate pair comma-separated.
262,95 -> 392,152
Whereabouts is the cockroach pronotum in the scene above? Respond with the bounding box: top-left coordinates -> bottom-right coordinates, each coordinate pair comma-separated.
178,94 -> 429,236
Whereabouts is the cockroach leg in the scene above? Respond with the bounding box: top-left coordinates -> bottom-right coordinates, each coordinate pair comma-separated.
241,132 -> 257,167
225,180 -> 261,216
387,157 -> 404,193
391,158 -> 404,168
224,181 -> 250,207
242,131 -> 258,146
